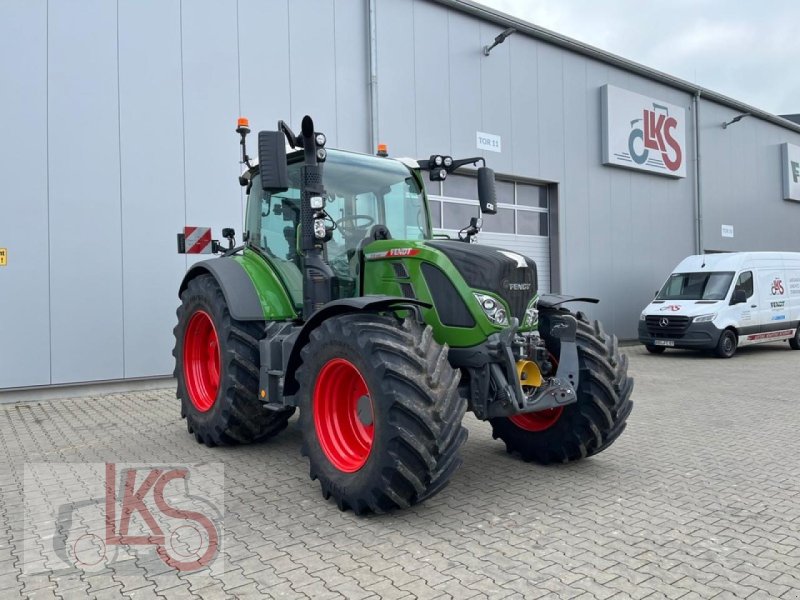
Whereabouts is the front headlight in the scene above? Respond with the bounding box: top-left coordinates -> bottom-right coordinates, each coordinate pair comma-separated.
693,313 -> 717,323
522,296 -> 540,329
474,293 -> 509,326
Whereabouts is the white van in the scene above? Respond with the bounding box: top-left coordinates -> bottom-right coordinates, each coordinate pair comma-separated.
638,252 -> 800,357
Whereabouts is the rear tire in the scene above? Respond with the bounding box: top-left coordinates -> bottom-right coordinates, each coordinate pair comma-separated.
715,329 -> 737,358
790,326 -> 800,350
173,274 -> 294,446
296,313 -> 467,514
645,344 -> 666,354
489,312 -> 633,464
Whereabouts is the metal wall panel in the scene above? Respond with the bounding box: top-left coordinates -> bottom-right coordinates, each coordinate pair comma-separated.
181,0 -> 242,241
288,2 -> 338,146
508,34 -> 539,176
375,0 -> 417,155
0,0 -> 50,388
118,0 -> 186,378
412,1 -> 451,158
535,44 -> 565,183
333,0 -> 370,153
238,0 -> 291,133
478,21 -> 512,174
560,53 -> 591,294
445,10 -> 482,161
699,99 -> 800,253
48,0 -> 124,384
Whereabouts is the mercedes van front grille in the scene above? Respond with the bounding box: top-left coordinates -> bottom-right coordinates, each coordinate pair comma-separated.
645,315 -> 691,338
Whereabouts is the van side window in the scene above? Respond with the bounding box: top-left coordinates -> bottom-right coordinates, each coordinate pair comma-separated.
735,271 -> 754,298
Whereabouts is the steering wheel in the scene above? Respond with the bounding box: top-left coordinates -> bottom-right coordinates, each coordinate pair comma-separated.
335,214 -> 375,230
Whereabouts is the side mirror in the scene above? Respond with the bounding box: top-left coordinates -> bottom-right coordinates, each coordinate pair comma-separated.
731,289 -> 747,305
477,167 -> 497,215
258,130 -> 289,192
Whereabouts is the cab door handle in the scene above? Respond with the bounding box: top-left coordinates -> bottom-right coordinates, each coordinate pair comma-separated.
751,304 -> 757,308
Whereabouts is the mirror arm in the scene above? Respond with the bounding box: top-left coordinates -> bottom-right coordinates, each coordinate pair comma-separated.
448,156 -> 485,171
417,156 -> 486,173
277,120 -> 300,148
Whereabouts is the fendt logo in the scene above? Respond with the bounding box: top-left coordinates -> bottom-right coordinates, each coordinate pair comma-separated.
628,104 -> 682,172
602,85 -> 687,178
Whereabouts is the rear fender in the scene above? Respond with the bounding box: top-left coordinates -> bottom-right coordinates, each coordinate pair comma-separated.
179,258 -> 265,321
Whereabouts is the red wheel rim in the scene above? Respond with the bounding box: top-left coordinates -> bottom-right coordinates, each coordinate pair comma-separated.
509,408 -> 564,432
313,358 -> 374,473
183,311 -> 221,412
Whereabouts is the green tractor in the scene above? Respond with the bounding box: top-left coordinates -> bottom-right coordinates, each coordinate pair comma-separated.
173,115 -> 633,514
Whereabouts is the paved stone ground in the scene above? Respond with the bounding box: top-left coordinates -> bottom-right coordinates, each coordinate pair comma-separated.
2,343 -> 800,599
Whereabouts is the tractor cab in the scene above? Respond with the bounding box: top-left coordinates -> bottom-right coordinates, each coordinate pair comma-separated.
243,149 -> 430,306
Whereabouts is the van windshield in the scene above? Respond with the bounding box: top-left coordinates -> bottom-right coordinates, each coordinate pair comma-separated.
656,271 -> 735,301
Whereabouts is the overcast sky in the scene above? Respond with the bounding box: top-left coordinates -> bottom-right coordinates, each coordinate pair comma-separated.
478,0 -> 800,116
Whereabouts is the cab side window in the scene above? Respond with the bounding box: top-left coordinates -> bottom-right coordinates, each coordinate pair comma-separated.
245,171 -> 302,264
734,271 -> 754,299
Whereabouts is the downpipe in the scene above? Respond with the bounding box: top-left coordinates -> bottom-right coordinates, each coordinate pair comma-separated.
367,0 -> 379,153
693,91 -> 703,254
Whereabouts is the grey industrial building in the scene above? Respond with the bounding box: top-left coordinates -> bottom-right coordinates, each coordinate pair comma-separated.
2,0 -> 799,393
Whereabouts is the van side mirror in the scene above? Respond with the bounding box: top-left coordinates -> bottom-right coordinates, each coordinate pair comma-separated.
731,289 -> 747,305
258,130 -> 289,192
477,167 -> 497,215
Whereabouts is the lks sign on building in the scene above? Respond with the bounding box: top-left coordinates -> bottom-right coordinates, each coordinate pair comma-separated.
601,85 -> 687,178
782,143 -> 800,202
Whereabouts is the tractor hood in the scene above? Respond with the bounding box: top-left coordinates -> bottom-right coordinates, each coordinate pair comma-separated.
425,240 -> 538,322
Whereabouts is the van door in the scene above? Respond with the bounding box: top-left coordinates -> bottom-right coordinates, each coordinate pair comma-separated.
730,270 -> 759,340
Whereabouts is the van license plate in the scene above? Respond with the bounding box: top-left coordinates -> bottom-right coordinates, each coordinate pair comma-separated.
654,340 -> 674,347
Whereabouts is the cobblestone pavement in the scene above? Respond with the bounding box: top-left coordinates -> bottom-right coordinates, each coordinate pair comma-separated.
2,343 -> 800,599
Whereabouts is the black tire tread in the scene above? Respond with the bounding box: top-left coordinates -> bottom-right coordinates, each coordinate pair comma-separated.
490,312 -> 634,464
173,274 -> 294,447
297,313 -> 467,514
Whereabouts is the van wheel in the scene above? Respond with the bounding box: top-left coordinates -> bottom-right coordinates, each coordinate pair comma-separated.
715,329 -> 737,358
645,344 -> 665,354
790,326 -> 800,350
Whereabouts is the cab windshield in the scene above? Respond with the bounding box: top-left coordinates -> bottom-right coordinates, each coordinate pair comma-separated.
245,150 -> 430,301
656,272 -> 735,301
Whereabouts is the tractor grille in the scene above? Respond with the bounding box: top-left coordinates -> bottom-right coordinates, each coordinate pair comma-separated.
645,315 -> 691,338
426,240 -> 537,323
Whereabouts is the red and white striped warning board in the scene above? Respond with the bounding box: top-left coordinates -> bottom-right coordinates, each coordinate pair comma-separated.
183,227 -> 213,254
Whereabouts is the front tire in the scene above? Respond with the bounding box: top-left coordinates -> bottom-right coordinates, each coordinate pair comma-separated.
173,274 -> 294,446
715,329 -> 737,358
790,326 -> 800,350
489,312 -> 634,464
296,313 -> 467,514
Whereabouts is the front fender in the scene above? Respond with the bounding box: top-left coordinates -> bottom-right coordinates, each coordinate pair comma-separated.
282,296 -> 431,398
